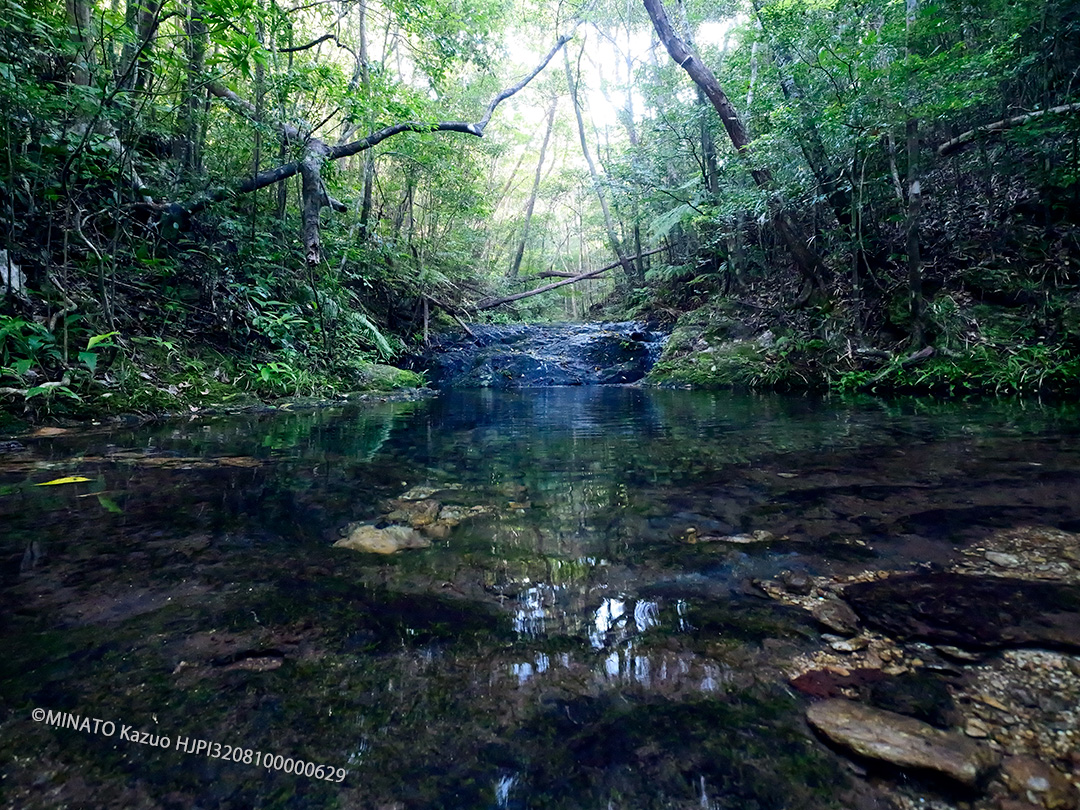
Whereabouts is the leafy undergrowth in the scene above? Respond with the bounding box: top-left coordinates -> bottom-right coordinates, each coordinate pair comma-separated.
647,293 -> 1080,397
0,314 -> 425,423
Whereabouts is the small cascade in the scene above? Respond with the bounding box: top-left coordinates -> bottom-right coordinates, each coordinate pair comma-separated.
424,321 -> 669,388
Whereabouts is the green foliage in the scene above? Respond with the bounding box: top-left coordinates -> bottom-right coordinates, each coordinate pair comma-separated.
0,317 -> 63,377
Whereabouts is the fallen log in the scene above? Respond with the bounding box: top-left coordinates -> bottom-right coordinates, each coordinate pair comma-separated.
863,345 -> 935,387
473,247 -> 665,311
937,103 -> 1080,157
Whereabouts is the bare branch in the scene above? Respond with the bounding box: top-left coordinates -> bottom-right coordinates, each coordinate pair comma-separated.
181,29 -> 576,213
937,103 -> 1080,157
473,248 -> 665,310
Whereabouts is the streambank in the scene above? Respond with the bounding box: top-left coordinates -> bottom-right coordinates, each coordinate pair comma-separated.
645,301 -> 1080,396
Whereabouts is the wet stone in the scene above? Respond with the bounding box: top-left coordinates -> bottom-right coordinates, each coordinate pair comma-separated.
843,573 -> 1080,651
806,699 -> 1001,787
779,569 -> 815,595
831,637 -> 870,653
987,551 -> 1023,568
334,523 -> 431,554
1000,756 -> 1079,810
812,598 -> 861,635
868,671 -> 957,729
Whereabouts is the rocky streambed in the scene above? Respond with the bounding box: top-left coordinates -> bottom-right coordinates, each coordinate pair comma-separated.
752,525 -> 1080,810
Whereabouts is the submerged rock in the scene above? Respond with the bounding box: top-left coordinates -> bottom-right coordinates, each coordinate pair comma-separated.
702,529 -> 776,545
812,598 -> 861,635
385,498 -> 441,527
868,671 -> 958,729
806,699 -> 1000,786
334,523 -> 431,554
1000,755 -> 1079,810
843,573 -> 1080,651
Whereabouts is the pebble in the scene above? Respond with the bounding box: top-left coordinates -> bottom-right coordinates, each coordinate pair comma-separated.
999,755 -> 1079,810
965,718 -> 991,738
830,637 -> 870,653
987,551 -> 1023,567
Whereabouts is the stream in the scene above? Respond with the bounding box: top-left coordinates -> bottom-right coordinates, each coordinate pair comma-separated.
3,387 -> 1080,809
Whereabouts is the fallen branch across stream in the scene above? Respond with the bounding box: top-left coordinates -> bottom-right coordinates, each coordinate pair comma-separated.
473,247 -> 666,311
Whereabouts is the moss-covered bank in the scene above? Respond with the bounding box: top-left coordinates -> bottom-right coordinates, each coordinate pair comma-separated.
646,298 -> 1080,397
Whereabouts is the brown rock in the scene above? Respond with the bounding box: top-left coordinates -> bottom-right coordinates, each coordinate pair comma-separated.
385,499 -> 441,527
334,524 -> 431,554
812,598 -> 861,635
779,570 -> 814,595
421,522 -> 452,540
1000,756 -> 1078,810
806,699 -> 1000,786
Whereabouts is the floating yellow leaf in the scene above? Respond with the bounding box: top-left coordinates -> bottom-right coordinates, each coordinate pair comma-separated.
35,476 -> 92,486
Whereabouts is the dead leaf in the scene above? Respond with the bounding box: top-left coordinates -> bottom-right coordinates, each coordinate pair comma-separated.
30,427 -> 69,438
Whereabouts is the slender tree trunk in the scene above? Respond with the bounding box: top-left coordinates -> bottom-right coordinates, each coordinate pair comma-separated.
906,0 -> 924,345
66,0 -> 94,88
746,39 -> 760,112
177,0 -> 207,175
643,0 -> 824,288
120,0 -> 161,92
276,28 -> 293,223
356,0 -> 376,240
251,8 -> 265,242
508,96 -> 557,279
564,46 -> 638,283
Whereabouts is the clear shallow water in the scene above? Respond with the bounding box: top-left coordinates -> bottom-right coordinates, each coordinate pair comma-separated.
3,389 -> 1080,809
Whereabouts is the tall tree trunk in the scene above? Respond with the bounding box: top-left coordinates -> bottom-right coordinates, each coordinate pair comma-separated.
356,0 -> 376,240
66,0 -> 94,88
177,0 -> 207,175
643,0 -> 824,288
906,0 -> 924,345
564,46 -> 638,284
121,0 -> 161,92
508,96 -> 557,279
251,6 -> 265,242
300,154 -> 325,270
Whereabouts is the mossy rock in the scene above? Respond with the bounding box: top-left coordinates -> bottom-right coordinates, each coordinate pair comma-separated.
648,339 -> 768,387
357,363 -> 425,391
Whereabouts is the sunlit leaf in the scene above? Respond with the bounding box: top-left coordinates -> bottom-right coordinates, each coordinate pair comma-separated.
35,476 -> 92,486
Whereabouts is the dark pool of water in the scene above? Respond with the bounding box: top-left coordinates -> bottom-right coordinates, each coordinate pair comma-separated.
3,389 -> 1080,809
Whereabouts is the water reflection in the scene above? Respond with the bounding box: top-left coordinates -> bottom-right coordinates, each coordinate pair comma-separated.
2,390 -> 1080,808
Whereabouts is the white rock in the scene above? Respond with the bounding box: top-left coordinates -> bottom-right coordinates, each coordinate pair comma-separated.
0,250 -> 24,294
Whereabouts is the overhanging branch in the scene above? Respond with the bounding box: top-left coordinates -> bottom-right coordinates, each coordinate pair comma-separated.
171,28 -> 577,221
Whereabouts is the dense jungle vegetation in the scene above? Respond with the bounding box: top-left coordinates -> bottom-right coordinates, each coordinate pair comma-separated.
1,0 -> 1078,422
